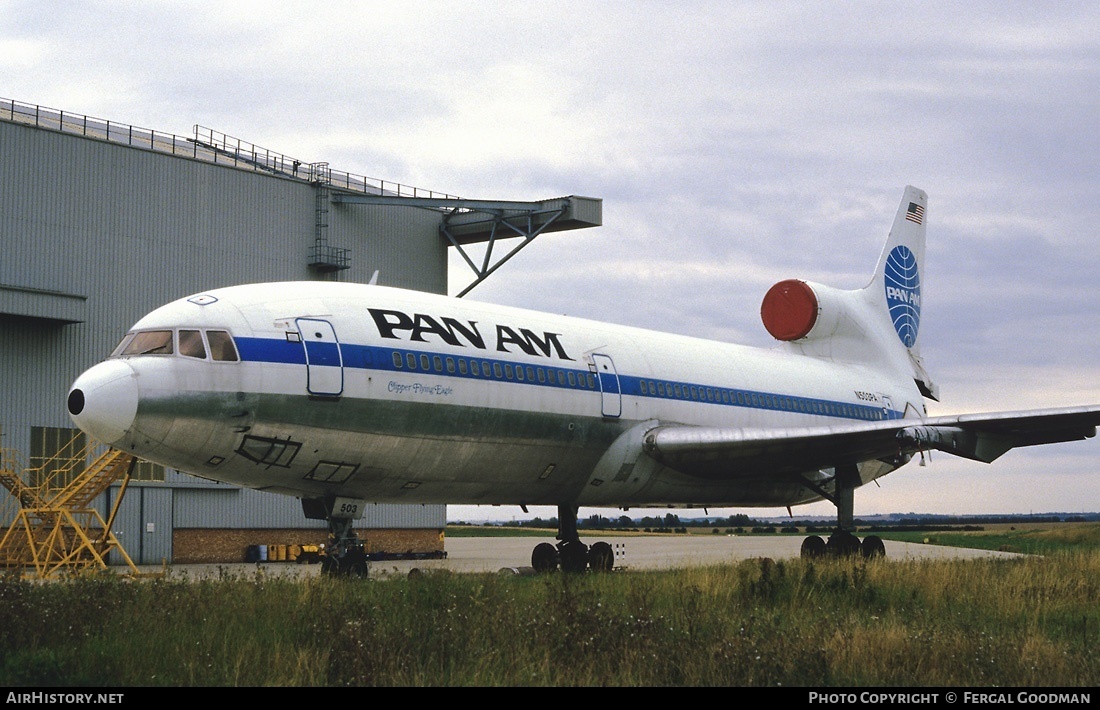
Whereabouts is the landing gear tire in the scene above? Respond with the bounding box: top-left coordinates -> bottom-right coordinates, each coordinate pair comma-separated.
827,530 -> 862,557
320,555 -> 339,576
337,550 -> 368,578
860,535 -> 886,559
800,535 -> 827,559
559,540 -> 590,573
532,542 -> 559,573
588,541 -> 615,572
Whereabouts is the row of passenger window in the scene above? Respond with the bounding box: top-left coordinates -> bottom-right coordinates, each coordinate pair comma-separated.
637,379 -> 880,420
390,350 -> 599,390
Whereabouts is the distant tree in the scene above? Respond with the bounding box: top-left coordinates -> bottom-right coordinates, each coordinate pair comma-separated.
583,514 -> 611,529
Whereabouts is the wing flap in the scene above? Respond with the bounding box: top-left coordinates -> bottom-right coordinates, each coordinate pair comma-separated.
642,405 -> 1100,479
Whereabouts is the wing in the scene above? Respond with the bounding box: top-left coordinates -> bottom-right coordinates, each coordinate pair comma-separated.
641,405 -> 1100,479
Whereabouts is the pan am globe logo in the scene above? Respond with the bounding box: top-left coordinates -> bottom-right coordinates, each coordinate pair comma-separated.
884,245 -> 920,348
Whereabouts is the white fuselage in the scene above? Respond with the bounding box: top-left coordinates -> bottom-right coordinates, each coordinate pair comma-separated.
69,281 -> 924,510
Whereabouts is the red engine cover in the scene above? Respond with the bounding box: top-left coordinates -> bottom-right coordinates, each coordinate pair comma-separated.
760,279 -> 818,341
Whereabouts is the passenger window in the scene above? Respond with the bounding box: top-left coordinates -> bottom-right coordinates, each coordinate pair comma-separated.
392,351 -> 403,368
493,362 -> 503,378
420,354 -> 430,370
433,355 -> 443,372
505,364 -> 514,380
567,371 -> 576,387
207,331 -> 239,362
406,353 -> 417,370
446,357 -> 455,373
526,366 -> 535,381
122,330 -> 173,356
458,359 -> 468,375
179,330 -> 206,359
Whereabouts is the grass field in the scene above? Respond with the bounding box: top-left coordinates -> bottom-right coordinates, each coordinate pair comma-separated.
1,523 -> 1097,687
874,522 -> 1100,555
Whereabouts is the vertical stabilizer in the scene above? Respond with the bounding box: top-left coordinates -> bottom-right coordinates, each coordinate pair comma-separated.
761,185 -> 938,400
863,186 -> 938,399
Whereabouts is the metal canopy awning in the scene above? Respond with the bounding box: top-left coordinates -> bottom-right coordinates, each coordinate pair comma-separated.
330,193 -> 602,297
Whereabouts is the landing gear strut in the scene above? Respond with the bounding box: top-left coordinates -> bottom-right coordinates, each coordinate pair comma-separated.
303,496 -> 369,577
321,515 -> 369,576
799,464 -> 887,560
530,504 -> 616,573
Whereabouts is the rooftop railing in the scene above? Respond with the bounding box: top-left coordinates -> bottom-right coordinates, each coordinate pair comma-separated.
1,97 -> 457,199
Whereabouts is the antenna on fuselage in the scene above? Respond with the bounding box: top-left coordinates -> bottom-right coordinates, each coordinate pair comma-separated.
369,270 -> 379,285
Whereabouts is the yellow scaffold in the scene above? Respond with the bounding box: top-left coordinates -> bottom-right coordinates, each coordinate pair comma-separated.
0,438 -> 148,579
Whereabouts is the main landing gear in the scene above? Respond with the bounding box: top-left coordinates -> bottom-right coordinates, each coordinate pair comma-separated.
530,504 -> 616,573
799,530 -> 886,559
798,464 -> 887,560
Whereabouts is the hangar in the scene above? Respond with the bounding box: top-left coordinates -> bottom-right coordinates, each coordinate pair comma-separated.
0,97 -> 600,566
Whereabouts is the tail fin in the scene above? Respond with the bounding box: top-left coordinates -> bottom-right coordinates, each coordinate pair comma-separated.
863,186 -> 938,400
760,185 -> 938,400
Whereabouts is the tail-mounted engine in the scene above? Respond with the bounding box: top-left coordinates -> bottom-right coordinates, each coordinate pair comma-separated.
760,279 -> 847,342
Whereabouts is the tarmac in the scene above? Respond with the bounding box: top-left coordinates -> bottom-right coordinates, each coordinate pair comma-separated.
132,533 -> 1023,581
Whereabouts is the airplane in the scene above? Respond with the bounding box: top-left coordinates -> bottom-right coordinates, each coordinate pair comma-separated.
66,185 -> 1100,576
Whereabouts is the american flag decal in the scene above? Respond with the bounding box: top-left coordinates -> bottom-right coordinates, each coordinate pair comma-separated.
906,202 -> 924,225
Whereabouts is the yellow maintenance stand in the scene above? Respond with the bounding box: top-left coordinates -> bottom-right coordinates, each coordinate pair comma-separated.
0,437 -> 148,579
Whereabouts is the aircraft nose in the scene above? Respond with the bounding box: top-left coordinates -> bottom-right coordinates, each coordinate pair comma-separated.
67,360 -> 139,445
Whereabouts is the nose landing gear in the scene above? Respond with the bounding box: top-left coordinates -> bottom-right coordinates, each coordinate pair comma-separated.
303,495 -> 370,578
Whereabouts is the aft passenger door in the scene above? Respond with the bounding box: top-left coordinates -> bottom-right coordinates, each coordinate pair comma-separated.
296,318 -> 343,397
592,353 -> 621,418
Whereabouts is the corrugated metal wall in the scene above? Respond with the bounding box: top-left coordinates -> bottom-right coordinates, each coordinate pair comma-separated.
0,113 -> 448,552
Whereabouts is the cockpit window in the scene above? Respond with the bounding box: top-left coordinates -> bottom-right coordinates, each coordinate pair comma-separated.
117,330 -> 174,356
109,333 -> 136,358
179,330 -> 206,359
207,330 -> 239,362
109,328 -> 239,362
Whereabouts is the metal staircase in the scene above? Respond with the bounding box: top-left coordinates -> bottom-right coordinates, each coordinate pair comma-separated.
0,438 -> 147,578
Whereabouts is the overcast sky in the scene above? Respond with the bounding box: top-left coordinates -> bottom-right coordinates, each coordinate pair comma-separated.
4,1 -> 1098,521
